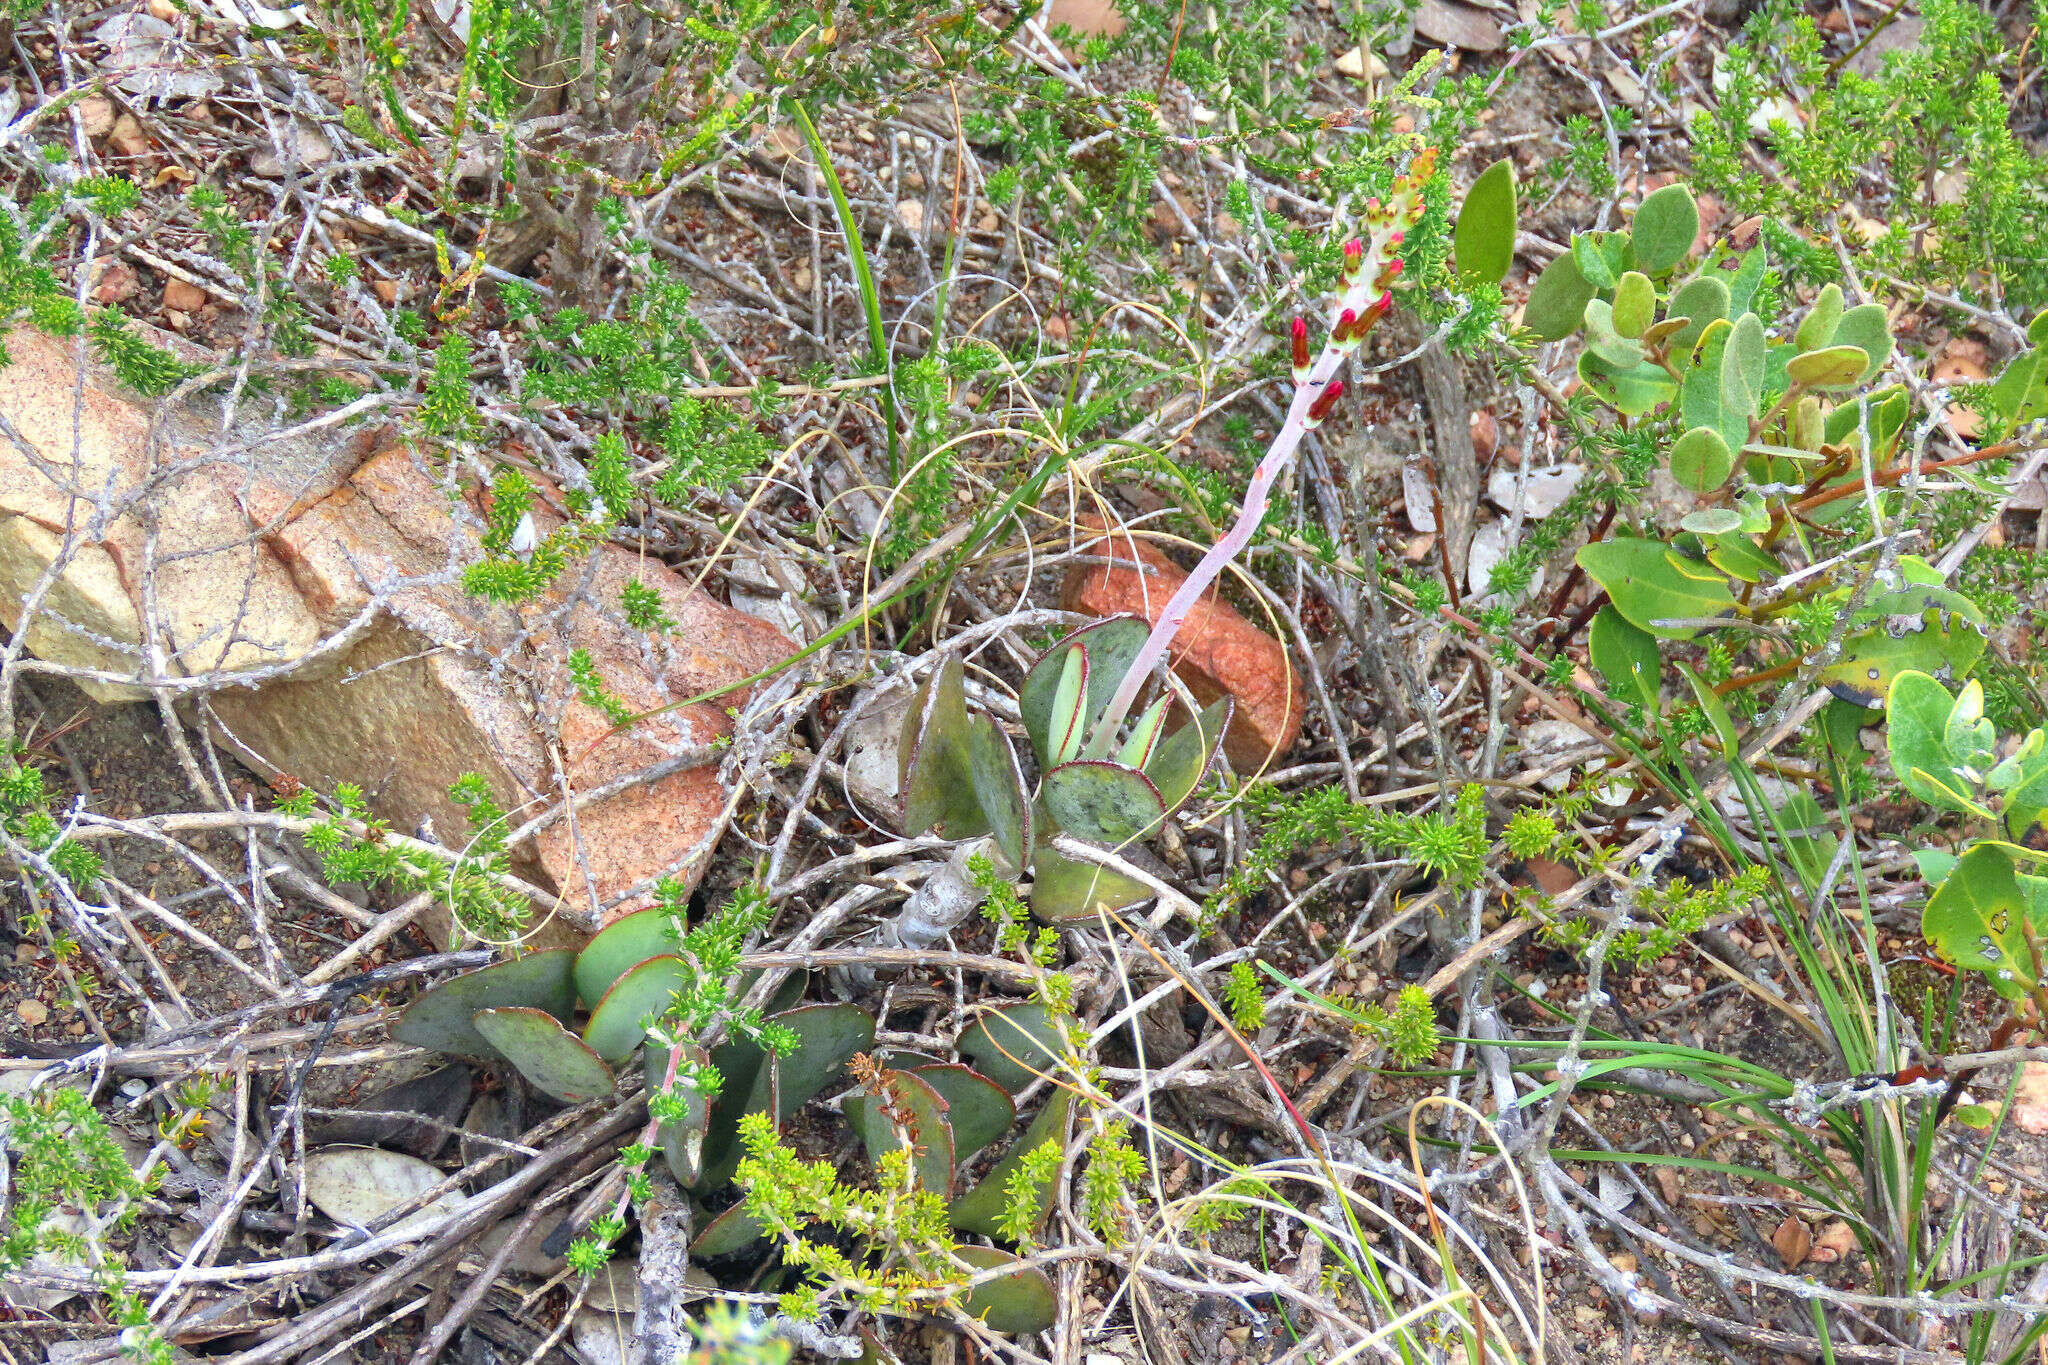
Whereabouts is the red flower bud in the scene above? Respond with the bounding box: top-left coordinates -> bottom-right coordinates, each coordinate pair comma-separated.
1290,316 -> 1311,376
1305,380 -> 1345,426
1333,307 -> 1360,343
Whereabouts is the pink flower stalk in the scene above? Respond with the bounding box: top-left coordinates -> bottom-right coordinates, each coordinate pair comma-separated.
1086,150 -> 1437,756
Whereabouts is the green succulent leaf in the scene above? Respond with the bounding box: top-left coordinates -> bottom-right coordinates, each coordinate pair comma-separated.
1028,844 -> 1154,923
582,955 -> 691,1063
1142,698 -> 1231,816
849,1067 -> 956,1195
957,1245 -> 1059,1335
968,714 -> 1033,869
690,1201 -> 769,1258
1018,616 -> 1149,766
902,654 -> 991,841
1041,759 -> 1167,847
1523,251 -> 1596,341
1588,604 -> 1661,709
1922,842 -> 2048,999
1668,425 -> 1735,492
950,1088 -> 1072,1237
391,950 -> 577,1061
1115,695 -> 1171,771
696,1002 -> 876,1188
473,1007 -> 615,1105
958,1002 -> 1068,1094
573,909 -> 679,1009
1044,646 -> 1087,766
1574,539 -> 1735,640
1630,184 -> 1699,274
1454,158 -> 1518,287
646,1042 -> 711,1185
904,1063 -> 1014,1161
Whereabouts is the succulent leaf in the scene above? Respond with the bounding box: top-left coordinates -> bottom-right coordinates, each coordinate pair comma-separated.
1045,646 -> 1088,766
582,955 -> 691,1063
473,1007 -> 616,1104
949,1088 -> 1072,1237
849,1067 -> 955,1195
1041,759 -> 1168,846
956,1245 -> 1059,1334
646,1042 -> 711,1184
391,949 -> 577,1061
1115,695 -> 1171,771
1028,844 -> 1154,923
904,1063 -> 1014,1160
573,908 -> 679,1009
1143,698 -> 1231,813
902,655 -> 992,841
1017,616 -> 1149,765
695,1002 -> 877,1188
967,714 -> 1032,870
957,1002 -> 1068,1094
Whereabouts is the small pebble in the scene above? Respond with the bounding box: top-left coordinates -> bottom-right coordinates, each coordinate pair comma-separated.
121,1078 -> 149,1099
16,998 -> 49,1025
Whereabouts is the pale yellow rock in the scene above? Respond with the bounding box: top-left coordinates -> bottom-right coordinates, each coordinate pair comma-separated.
0,517 -> 146,701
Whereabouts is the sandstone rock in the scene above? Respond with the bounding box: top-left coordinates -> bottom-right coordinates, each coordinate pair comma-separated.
0,328 -> 793,930
1045,0 -> 1125,38
162,278 -> 208,312
1059,519 -> 1305,772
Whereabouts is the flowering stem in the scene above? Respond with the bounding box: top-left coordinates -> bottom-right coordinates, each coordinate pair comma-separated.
1085,151 -> 1436,756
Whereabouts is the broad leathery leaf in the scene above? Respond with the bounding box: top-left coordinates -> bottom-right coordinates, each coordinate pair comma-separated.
1575,538 -> 1735,640
1923,842 -> 2048,998
967,714 -> 1032,870
1029,843 -> 1153,923
1041,759 -> 1167,846
1018,616 -> 1149,765
694,1002 -> 876,1188
1941,680 -> 1997,776
304,1146 -> 470,1238
958,1002 -> 1070,1094
1524,251 -> 1596,341
573,908 -> 678,1009
1631,184 -> 1700,274
1989,349 -> 2048,422
1725,245 -> 1770,318
1819,587 -> 1987,709
1582,298 -> 1647,368
392,950 -> 577,1061
1611,271 -> 1655,340
1796,283 -> 1843,351
2033,311 -> 2048,347
1722,313 -> 1766,428
1143,698 -> 1232,814
849,1068 -> 955,1195
1668,425 -> 1734,492
901,654 -> 990,841
1703,531 -> 1781,584
473,1007 -> 615,1105
582,955 -> 691,1063
950,1089 -> 1072,1237
1884,670 -> 1993,818
1666,275 -> 1729,362
906,1063 -> 1014,1161
1588,604 -> 1660,709
1823,386 -> 1909,454
1578,351 -> 1676,417
957,1246 -> 1059,1335
646,1042 -> 709,1185
1787,344 -> 1871,390
1454,158 -> 1517,287
1682,508 -> 1746,536
1828,303 -> 1893,384
1572,233 -> 1618,289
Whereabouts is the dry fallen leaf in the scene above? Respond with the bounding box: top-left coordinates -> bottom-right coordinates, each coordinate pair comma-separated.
1773,1214 -> 1812,1269
1809,1220 -> 1857,1263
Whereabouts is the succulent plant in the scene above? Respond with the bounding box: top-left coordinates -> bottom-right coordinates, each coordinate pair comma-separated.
394,925 -> 1076,1334
899,616 -> 1232,922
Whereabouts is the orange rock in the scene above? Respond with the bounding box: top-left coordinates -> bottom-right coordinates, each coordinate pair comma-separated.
162,278 -> 207,312
1059,519 -> 1306,772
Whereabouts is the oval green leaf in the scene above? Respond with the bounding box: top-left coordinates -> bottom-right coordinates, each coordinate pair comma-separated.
1454,158 -> 1517,287
1041,759 -> 1167,847
573,909 -> 678,1009
391,949 -> 577,1061
1574,539 -> 1735,640
1631,183 -> 1699,274
957,1245 -> 1058,1335
1611,271 -> 1655,340
1786,344 -> 1871,390
1668,425 -> 1734,492
951,1089 -> 1072,1238
909,1063 -> 1015,1161
1523,252 -> 1595,341
473,1007 -> 615,1105
958,1002 -> 1068,1094
849,1068 -> 955,1195
582,955 -> 690,1063
1029,844 -> 1154,924
1018,616 -> 1150,766
1588,604 -> 1660,709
